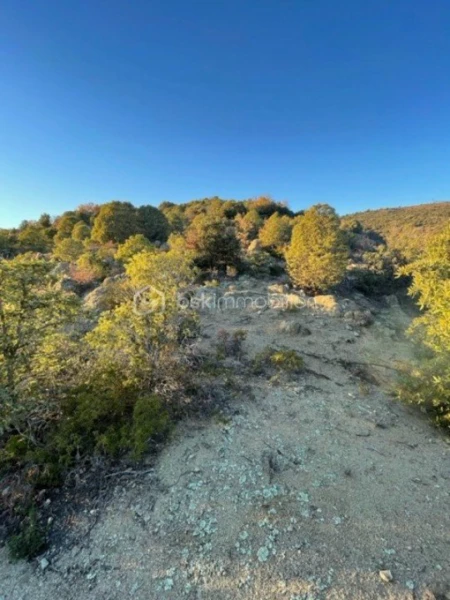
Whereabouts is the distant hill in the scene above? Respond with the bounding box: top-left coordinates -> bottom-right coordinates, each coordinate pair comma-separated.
343,201 -> 450,258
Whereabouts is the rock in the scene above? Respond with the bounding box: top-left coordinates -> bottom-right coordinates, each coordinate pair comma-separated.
39,558 -> 50,571
278,320 -> 311,336
379,570 -> 393,583
385,294 -> 400,308
55,276 -> 79,293
83,275 -> 128,312
344,310 -> 373,327
51,262 -> 71,277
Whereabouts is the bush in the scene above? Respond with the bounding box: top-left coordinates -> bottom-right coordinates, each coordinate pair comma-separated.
252,347 -> 304,375
115,234 -> 155,264
8,507 -> 47,561
216,329 -> 247,360
285,204 -> 348,294
396,355 -> 450,431
352,247 -> 407,296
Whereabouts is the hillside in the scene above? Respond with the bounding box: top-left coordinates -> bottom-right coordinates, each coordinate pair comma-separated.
343,201 -> 450,258
1,279 -> 449,599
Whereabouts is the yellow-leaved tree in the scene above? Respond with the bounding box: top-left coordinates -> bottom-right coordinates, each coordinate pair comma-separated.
285,204 -> 348,294
397,224 -> 450,429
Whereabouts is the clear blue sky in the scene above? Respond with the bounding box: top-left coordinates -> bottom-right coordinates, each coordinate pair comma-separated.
1,0 -> 450,227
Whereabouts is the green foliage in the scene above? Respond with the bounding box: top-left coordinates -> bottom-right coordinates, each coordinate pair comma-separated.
71,221 -> 91,241
115,234 -> 155,264
126,249 -> 197,298
285,204 -> 348,294
136,205 -> 169,242
235,209 -> 263,245
0,229 -> 16,257
17,224 -> 51,253
54,211 -> 80,243
53,237 -> 84,262
0,256 -> 79,397
252,347 -> 304,375
402,224 -> 450,353
216,329 -> 247,360
186,214 -> 242,272
131,395 -> 171,457
258,213 -> 293,251
396,225 -> 450,430
343,201 -> 450,259
7,507 -> 47,561
397,356 -> 450,430
91,201 -> 138,244
352,246 -> 406,296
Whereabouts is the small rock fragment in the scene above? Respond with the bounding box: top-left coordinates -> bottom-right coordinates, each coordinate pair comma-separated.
379,570 -> 393,583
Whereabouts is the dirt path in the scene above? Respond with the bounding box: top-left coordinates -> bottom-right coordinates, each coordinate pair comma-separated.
1,281 -> 449,600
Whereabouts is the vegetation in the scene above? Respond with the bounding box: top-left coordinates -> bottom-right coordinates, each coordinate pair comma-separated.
397,224 -> 450,429
285,204 -> 348,294
343,201 -> 450,259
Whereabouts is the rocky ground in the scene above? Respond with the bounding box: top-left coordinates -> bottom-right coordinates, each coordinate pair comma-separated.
1,278 -> 449,600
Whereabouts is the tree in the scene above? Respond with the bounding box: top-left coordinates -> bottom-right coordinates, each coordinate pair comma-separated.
397,225 -> 450,428
115,234 -> 155,264
91,201 -> 138,244
402,223 -> 450,354
0,256 -> 78,394
0,229 -> 16,257
136,205 -> 169,242
53,238 -> 84,262
235,209 -> 262,246
258,213 -> 292,251
285,204 -> 348,294
126,249 -> 197,298
71,221 -> 91,241
54,212 -> 80,242
17,224 -> 51,253
185,215 -> 241,272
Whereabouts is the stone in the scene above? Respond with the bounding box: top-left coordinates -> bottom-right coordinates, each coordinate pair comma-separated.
39,558 -> 49,571
278,320 -> 311,336
379,570 -> 393,583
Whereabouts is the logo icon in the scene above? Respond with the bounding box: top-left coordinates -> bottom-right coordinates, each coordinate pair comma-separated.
133,286 -> 166,315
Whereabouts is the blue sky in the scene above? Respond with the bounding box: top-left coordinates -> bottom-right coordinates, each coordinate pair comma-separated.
1,0 -> 450,227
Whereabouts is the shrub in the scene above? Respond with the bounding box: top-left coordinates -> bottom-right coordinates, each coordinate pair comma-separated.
352,246 -> 407,296
91,201 -> 138,244
252,347 -> 304,375
285,204 -> 348,294
258,213 -> 293,252
216,329 -> 247,360
185,215 -> 242,272
396,224 -> 450,430
131,395 -> 171,457
7,507 -> 47,561
53,238 -> 84,262
115,234 -> 155,264
136,205 -> 169,242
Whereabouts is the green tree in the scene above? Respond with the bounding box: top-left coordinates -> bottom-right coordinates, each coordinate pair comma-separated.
235,209 -> 262,246
258,213 -> 292,251
285,204 -> 348,294
54,212 -> 80,242
17,224 -> 51,253
136,205 -> 169,242
0,256 -> 79,395
186,215 -> 241,272
91,201 -> 138,244
71,221 -> 91,241
53,238 -> 84,262
115,234 -> 155,264
397,225 -> 450,428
